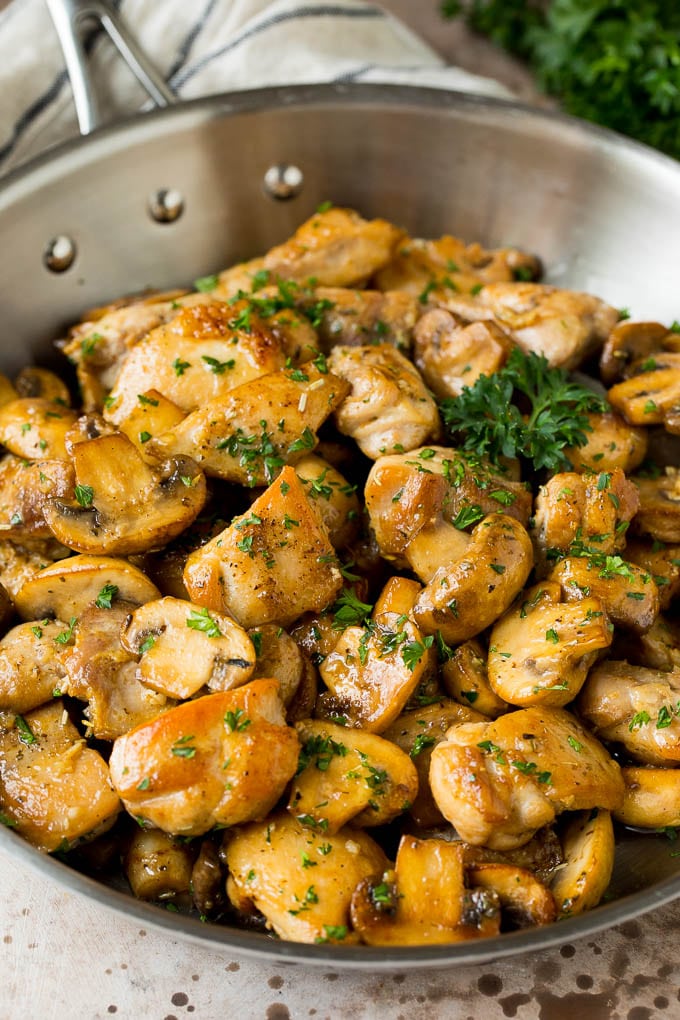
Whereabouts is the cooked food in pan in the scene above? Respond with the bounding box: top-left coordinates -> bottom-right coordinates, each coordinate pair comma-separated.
1,205 -> 678,945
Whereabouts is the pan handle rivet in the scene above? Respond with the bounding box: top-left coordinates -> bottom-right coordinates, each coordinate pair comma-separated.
148,188 -> 185,223
263,164 -> 304,200
44,235 -> 76,273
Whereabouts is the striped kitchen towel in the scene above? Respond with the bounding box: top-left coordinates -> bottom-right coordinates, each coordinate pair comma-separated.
0,0 -> 510,175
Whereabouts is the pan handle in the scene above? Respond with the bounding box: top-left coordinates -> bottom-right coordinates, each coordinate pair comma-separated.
45,0 -> 176,135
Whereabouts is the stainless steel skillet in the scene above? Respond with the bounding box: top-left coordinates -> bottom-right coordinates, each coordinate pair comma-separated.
1,0 -> 680,970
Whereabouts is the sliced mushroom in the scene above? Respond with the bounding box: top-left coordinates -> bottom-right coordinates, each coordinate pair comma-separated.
117,388 -> 185,459
600,320 -> 679,385
0,620 -> 70,713
429,707 -> 623,850
625,538 -> 680,610
413,514 -> 534,645
190,838 -> 226,917
0,454 -> 74,541
549,554 -> 659,633
121,596 -> 256,700
487,582 -> 612,707
183,466 -> 342,630
0,398 -> 77,460
123,827 -> 195,903
608,352 -> 680,427
467,862 -> 556,927
14,366 -> 71,406
294,454 -> 360,549
613,613 -> 680,671
633,469 -> 680,544
328,344 -> 441,459
562,411 -> 647,474
0,701 -> 120,851
224,810 -> 389,944
249,623 -> 304,707
109,679 -> 300,836
318,576 -> 435,731
13,554 -> 160,621
441,640 -> 510,719
43,432 -> 207,556
412,309 -> 513,399
550,809 -> 615,918
577,660 -> 680,765
149,364 -> 348,484
613,766 -> 680,828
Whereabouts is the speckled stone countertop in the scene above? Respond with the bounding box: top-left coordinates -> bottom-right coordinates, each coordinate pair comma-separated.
2,842 -> 680,1019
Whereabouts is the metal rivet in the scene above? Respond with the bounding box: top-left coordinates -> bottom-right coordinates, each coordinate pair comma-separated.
44,235 -> 76,273
263,164 -> 304,200
148,188 -> 185,223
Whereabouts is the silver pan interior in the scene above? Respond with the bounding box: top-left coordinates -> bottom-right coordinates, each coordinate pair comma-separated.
0,83 -> 679,968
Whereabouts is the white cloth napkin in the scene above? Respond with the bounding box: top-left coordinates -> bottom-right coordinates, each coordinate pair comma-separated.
0,0 -> 510,175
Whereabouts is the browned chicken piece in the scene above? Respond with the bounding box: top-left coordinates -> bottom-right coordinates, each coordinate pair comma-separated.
625,538 -> 680,610
413,514 -> 534,645
0,538 -> 70,599
249,623 -> 305,707
532,468 -> 639,572
150,364 -> 347,485
429,706 -> 624,850
62,605 -> 169,740
373,234 -> 540,297
412,309 -> 513,399
225,810 -> 389,944
578,661 -> 680,766
104,301 -> 288,425
439,282 -> 619,370
364,446 -> 531,570
109,679 -> 300,836
289,719 -> 418,833
608,352 -> 680,428
0,620 -> 70,714
562,411 -> 648,475
549,555 -> 659,633
261,207 -> 403,287
0,398 -> 78,461
633,469 -> 680,543
600,320 -> 680,385
318,577 -> 435,732
213,256 -> 267,300
116,389 -> 185,460
0,701 -> 121,851
487,581 -> 612,707
613,614 -> 680,672
382,699 -> 484,829
328,344 -> 440,460
183,467 -> 343,630
0,454 -> 74,542
301,287 -> 418,352
441,640 -> 510,719
293,454 -> 360,549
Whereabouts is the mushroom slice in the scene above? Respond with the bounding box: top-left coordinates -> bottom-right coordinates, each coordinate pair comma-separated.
190,838 -> 225,917
303,287 -> 418,351
121,596 -> 256,700
62,605 -> 170,740
350,837 -> 478,945
600,320 -> 679,384
249,623 -> 304,706
614,766 -> 680,828
109,679 -> 299,836
467,863 -> 556,927
13,554 -> 160,621
429,707 -> 623,850
150,364 -> 347,484
577,660 -> 680,765
441,640 -> 510,719
413,514 -> 534,645
327,344 -> 440,460
14,366 -> 71,406
633,469 -> 680,544
381,700 -> 484,828
0,620 -> 70,713
625,538 -> 680,610
318,576 -> 434,732
183,466 -> 342,630
550,809 -> 615,918
294,454 -> 360,549
532,468 -> 639,569
123,828 -> 194,903
117,389 -> 185,459
224,810 -> 389,944
289,719 -> 418,834
0,701 -> 120,851
261,206 -> 403,287
438,282 -> 619,370
562,411 -> 647,474
0,398 -> 77,460
613,613 -> 680,671
43,432 -> 207,556
412,309 -> 513,399
608,352 -> 680,427
0,454 -> 74,540
104,300 -> 287,425
549,554 -> 659,633
487,582 -> 612,707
